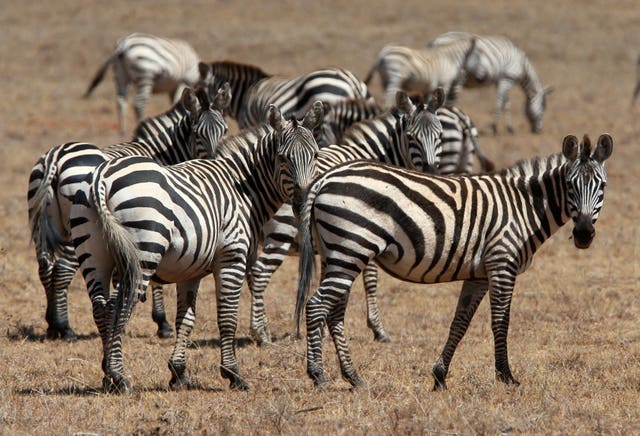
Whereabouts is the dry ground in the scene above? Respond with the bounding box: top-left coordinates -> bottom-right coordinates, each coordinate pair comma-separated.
1,0 -> 639,434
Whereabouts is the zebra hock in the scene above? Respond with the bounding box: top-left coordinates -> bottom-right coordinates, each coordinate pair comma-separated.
70,102 -> 324,393
28,84 -> 230,341
296,134 -> 612,390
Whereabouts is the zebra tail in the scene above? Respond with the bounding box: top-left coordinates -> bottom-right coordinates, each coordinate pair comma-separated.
363,57 -> 380,85
459,114 -> 495,173
295,187 -> 318,337
92,175 -> 142,331
84,52 -> 116,98
28,154 -> 65,257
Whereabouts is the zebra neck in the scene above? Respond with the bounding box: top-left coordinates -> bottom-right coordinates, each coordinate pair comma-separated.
519,57 -> 544,100
339,112 -> 406,164
210,63 -> 270,120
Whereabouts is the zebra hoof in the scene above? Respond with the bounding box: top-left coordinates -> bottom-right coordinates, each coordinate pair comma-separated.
310,371 -> 328,388
496,370 -> 520,386
373,331 -> 391,343
103,375 -> 132,394
156,323 -> 174,339
229,377 -> 250,391
46,326 -> 78,342
432,363 -> 448,391
169,374 -> 191,391
252,329 -> 272,346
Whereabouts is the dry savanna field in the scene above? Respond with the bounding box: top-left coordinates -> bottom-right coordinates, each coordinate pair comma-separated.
1,0 -> 639,434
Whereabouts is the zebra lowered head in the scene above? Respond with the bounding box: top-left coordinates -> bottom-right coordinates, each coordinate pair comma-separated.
525,86 -> 554,134
562,133 -> 612,249
395,87 -> 445,173
185,83 -> 231,158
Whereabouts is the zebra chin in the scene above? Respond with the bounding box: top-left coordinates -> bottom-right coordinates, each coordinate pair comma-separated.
291,187 -> 308,219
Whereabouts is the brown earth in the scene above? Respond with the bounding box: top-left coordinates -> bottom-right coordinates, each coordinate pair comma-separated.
1,0 -> 638,434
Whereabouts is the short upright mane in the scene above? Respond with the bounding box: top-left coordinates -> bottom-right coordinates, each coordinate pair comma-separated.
209,61 -> 272,81
499,153 -> 566,179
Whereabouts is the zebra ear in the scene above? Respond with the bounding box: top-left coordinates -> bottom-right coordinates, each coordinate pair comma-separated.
181,87 -> 198,115
268,104 -> 285,134
427,87 -> 446,112
395,91 -> 415,115
302,101 -> 325,130
562,135 -> 579,160
213,82 -> 232,110
593,134 -> 613,163
195,88 -> 210,110
321,101 -> 332,116
198,62 -> 211,80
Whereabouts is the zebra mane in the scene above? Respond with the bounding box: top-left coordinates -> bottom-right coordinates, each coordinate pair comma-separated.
215,124 -> 273,157
209,60 -> 272,81
500,153 -> 566,180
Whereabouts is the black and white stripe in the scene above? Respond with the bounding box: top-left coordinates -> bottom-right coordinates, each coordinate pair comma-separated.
198,61 -> 372,129
296,134 -> 612,390
247,90 -> 445,344
69,103 -> 324,393
27,85 -> 230,341
84,33 -> 201,135
429,31 -> 553,134
364,39 -> 476,108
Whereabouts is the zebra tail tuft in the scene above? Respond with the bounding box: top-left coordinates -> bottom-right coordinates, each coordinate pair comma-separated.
295,187 -> 318,337
92,176 -> 142,331
28,156 -> 65,256
84,53 -> 115,98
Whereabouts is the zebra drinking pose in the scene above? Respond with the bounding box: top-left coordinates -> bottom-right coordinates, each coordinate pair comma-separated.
249,93 -> 495,345
70,102 -> 324,393
27,84 -> 230,341
84,33 -> 201,135
296,134 -> 612,390
248,89 -> 445,345
428,31 -> 553,134
198,61 -> 372,128
364,39 -> 476,108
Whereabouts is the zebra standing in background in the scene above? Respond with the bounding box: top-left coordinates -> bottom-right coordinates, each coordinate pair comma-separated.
364,38 -> 476,108
198,61 -> 372,128
28,85 -> 230,341
428,31 -> 553,134
248,89 -> 445,345
296,134 -> 612,390
84,33 -> 201,135
70,103 -> 324,393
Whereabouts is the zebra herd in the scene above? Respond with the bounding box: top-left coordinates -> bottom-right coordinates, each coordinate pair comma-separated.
26,32 -> 613,393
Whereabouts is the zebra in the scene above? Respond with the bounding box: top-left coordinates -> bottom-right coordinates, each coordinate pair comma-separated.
84,33 -> 201,135
69,102 -> 324,393
198,60 -> 372,129
296,133 -> 612,390
364,39 -> 476,108
27,84 -> 230,341
247,89 -> 445,345
428,31 -> 553,134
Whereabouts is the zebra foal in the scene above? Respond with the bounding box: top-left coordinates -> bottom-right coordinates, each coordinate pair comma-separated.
296,134 -> 612,390
28,84 -> 230,340
70,102 -> 324,393
85,33 -> 201,135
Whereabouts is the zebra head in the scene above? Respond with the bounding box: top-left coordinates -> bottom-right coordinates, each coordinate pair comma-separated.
526,86 -> 554,134
268,101 -> 323,216
562,133 -> 612,249
396,88 -> 445,174
183,84 -> 230,158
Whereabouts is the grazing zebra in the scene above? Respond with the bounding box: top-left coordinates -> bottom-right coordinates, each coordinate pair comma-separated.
27,85 -> 230,341
428,31 -> 553,134
296,134 -> 612,390
84,33 -> 201,135
247,89 -> 446,345
198,61 -> 372,128
364,39 -> 476,108
70,102 -> 324,393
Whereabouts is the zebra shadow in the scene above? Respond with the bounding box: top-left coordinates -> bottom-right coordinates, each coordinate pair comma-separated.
6,323 -> 99,342
16,382 -> 224,396
188,336 -> 254,349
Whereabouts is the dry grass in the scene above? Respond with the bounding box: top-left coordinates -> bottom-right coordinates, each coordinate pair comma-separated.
1,0 -> 639,434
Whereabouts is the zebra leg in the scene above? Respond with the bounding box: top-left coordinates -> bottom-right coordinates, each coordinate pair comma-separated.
362,262 -> 391,342
151,285 -> 173,339
168,278 -> 200,390
113,60 -> 128,136
133,77 -> 153,122
492,78 -> 514,135
216,259 -> 250,391
488,275 -> 519,386
45,254 -> 79,341
248,240 -> 291,345
432,279 -> 488,391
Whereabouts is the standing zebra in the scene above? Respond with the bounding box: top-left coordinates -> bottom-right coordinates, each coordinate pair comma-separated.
28,85 -> 230,341
84,33 -> 201,135
364,39 -> 476,108
296,134 -> 612,390
428,31 -> 553,134
198,61 -> 372,128
70,102 -> 324,393
248,89 -> 445,345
